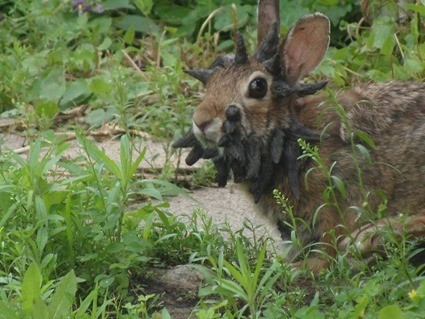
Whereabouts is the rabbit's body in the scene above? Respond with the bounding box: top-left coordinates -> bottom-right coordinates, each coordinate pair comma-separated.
173,0 -> 425,272
259,81 -> 425,259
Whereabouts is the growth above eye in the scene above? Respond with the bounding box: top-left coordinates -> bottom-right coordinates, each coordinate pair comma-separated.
248,77 -> 268,99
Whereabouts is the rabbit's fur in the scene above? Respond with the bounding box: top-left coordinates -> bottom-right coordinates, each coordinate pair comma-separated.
173,0 -> 425,272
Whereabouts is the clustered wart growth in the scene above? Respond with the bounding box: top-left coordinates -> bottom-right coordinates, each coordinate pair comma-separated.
173,24 -> 327,203
173,114 -> 322,203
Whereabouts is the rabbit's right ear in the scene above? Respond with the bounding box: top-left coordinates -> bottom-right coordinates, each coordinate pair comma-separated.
257,0 -> 280,46
280,13 -> 330,86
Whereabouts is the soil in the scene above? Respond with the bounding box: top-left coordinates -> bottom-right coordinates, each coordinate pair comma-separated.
1,128 -> 281,318
140,265 -> 204,319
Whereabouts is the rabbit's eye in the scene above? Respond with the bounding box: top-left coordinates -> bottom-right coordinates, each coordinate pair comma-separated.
248,78 -> 268,99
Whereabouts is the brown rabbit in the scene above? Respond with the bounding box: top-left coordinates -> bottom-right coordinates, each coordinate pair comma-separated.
173,0 -> 425,273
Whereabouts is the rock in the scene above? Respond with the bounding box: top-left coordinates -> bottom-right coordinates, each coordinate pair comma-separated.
157,264 -> 204,292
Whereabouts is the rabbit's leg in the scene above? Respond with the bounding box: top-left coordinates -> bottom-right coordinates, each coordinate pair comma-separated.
293,220 -> 345,274
292,246 -> 333,275
339,214 -> 425,257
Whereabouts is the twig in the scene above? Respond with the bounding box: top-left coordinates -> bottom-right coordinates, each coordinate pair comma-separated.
14,146 -> 30,154
53,105 -> 88,125
122,49 -> 148,80
355,17 -> 365,40
197,7 -> 223,45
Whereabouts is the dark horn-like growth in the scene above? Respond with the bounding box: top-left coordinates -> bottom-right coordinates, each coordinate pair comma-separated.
184,69 -> 214,85
296,81 -> 328,97
253,21 -> 279,62
234,32 -> 249,66
262,53 -> 281,76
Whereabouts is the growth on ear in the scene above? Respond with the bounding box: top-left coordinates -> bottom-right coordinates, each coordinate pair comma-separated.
280,13 -> 330,86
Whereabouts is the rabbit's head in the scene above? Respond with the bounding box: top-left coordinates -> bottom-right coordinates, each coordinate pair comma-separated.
174,1 -> 331,202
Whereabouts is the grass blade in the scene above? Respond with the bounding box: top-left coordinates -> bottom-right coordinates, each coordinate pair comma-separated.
47,270 -> 77,319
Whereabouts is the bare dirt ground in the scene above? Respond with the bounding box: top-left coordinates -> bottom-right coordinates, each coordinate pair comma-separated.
1,129 -> 281,318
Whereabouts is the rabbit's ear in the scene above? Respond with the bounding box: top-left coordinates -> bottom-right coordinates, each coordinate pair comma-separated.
257,0 -> 280,46
280,13 -> 330,86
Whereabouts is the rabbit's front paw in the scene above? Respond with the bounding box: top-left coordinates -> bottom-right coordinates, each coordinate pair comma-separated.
339,222 -> 394,258
292,256 -> 329,275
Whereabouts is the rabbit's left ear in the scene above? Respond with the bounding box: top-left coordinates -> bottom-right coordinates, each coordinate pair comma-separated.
280,13 -> 330,86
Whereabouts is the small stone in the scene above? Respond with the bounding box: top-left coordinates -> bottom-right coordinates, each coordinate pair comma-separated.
158,264 -> 205,291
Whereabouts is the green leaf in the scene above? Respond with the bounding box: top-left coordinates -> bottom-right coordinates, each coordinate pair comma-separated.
161,308 -> 172,319
35,100 -> 58,118
133,0 -> 153,16
295,305 -> 325,319
22,53 -> 48,77
88,77 -> 111,95
367,17 -> 395,50
380,34 -> 395,56
404,57 -> 425,74
42,190 -> 68,212
84,108 -> 115,127
47,270 -> 77,319
0,300 -> 19,319
59,79 -> 91,110
103,0 -> 135,10
77,134 -> 121,178
116,15 -> 160,34
350,296 -> 369,319
124,26 -> 135,44
98,37 -> 112,51
0,201 -> 18,227
218,277 -> 247,299
33,298 -> 49,319
214,5 -> 250,32
317,0 -> 339,5
136,184 -> 163,200
21,262 -> 42,315
39,68 -> 66,102
36,225 -> 48,256
138,179 -> 188,199
119,135 -> 146,186
355,131 -> 376,148
73,288 -> 98,317
161,50 -> 177,67
35,195 -> 48,221
378,305 -> 404,319
404,4 -> 425,15
153,3 -> 192,25
356,144 -> 373,166
331,175 -> 346,197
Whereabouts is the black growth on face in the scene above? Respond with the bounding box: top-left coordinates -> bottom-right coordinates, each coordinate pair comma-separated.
173,26 -> 327,202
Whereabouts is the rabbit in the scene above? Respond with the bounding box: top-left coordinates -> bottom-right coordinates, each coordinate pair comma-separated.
173,0 -> 425,273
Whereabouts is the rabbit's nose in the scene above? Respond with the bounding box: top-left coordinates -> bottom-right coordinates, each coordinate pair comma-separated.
194,119 -> 212,134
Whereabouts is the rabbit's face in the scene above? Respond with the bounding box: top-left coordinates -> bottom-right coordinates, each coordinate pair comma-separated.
192,62 -> 278,149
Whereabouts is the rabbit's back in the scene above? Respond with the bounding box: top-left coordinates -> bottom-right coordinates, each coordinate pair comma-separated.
262,81 -> 425,249
342,82 -> 425,214
343,82 -> 425,138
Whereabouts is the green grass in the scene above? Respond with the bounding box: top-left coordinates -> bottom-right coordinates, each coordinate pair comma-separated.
0,0 -> 424,318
